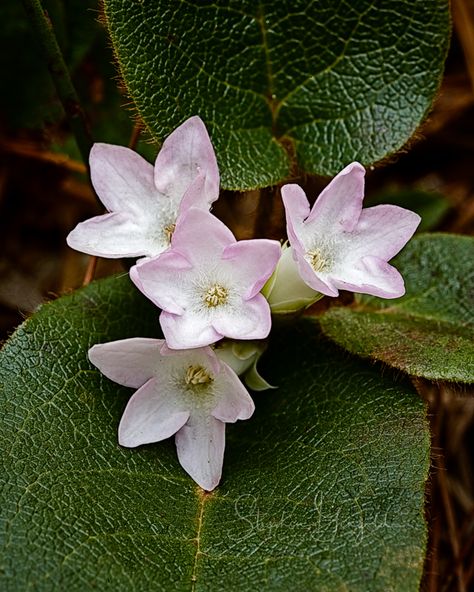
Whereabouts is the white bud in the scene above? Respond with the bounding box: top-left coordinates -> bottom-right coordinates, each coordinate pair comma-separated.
262,244 -> 323,314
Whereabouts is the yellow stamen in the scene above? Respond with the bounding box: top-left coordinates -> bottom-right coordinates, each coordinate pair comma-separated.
307,249 -> 328,272
185,365 -> 213,386
163,223 -> 176,244
203,284 -> 228,307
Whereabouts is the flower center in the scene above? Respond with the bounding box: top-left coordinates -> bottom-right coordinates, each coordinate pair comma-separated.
307,249 -> 329,272
185,365 -> 213,386
163,223 -> 176,244
203,284 -> 228,307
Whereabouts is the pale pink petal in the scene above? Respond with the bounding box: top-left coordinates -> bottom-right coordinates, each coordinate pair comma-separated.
159,343 -> 222,375
129,264 -> 144,293
154,116 -> 219,208
292,250 -> 339,297
212,294 -> 272,341
349,205 -> 421,260
171,208 -> 235,264
67,212 -> 155,258
89,338 -> 165,388
211,364 -> 255,422
306,162 -> 365,232
131,252 -> 193,314
90,143 -> 156,213
332,256 -> 405,298
222,239 -> 281,298
177,170 -> 206,215
175,414 -> 225,491
118,378 -> 189,447
281,184 -> 311,252
160,311 -> 223,349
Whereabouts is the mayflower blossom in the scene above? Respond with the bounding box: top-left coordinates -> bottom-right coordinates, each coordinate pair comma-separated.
277,162 -> 421,301
130,208 -> 281,349
89,338 -> 255,491
67,116 -> 219,259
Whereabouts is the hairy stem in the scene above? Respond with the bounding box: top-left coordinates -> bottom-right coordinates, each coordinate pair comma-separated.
21,0 -> 93,164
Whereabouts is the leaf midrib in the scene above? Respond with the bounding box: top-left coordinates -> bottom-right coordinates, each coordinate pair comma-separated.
191,489 -> 210,591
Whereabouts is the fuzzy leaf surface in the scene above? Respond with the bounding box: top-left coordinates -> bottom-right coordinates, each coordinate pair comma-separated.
0,276 -> 429,590
319,234 -> 474,382
103,0 -> 449,189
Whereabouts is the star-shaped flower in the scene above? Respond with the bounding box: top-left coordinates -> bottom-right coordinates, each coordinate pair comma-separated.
130,208 -> 281,349
281,162 -> 421,299
89,338 -> 255,491
67,116 -> 219,259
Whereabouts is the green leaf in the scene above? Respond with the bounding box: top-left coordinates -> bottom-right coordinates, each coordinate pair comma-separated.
0,276 -> 429,590
366,189 -> 451,232
103,0 -> 450,190
319,234 -> 474,383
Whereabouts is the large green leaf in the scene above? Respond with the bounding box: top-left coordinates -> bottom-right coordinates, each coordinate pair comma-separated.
319,234 -> 474,383
0,276 -> 429,590
103,0 -> 450,190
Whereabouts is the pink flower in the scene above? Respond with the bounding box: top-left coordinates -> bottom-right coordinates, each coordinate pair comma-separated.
281,162 -> 421,299
89,338 -> 255,491
67,116 -> 219,259
130,208 -> 281,349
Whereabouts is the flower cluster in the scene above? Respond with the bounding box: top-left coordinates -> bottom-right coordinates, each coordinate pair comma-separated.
68,116 -> 420,490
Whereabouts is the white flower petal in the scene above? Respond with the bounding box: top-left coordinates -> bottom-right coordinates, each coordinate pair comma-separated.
222,239 -> 281,299
90,143 -> 156,214
67,212 -> 156,258
332,256 -> 406,298
159,343 -> 222,375
293,250 -> 339,297
160,311 -> 223,349
281,184 -> 311,252
306,162 -> 365,232
178,170 -> 206,215
212,294 -> 272,341
348,205 -> 421,261
119,378 -> 190,448
89,338 -> 165,388
131,252 -> 193,314
211,363 -> 255,422
154,116 -> 219,208
171,208 -> 235,264
175,414 -> 225,491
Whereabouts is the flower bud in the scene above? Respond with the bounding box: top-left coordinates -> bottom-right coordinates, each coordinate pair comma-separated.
214,339 -> 274,391
262,244 -> 323,314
